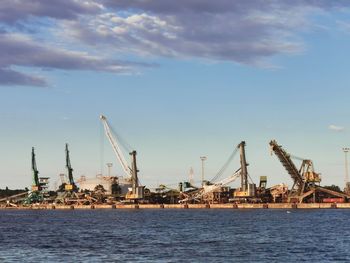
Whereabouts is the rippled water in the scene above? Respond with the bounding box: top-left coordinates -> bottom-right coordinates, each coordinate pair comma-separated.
0,209 -> 349,262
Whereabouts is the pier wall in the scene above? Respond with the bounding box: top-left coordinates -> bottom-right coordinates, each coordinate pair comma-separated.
1,202 -> 350,210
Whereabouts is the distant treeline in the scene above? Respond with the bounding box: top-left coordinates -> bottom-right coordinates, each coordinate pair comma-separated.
0,187 -> 28,198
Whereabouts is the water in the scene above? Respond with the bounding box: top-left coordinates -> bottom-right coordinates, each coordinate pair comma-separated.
0,209 -> 349,262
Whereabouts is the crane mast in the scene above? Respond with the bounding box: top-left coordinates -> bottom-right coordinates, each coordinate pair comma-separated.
130,150 -> 139,194
65,143 -> 76,191
31,147 -> 40,191
24,147 -> 44,204
238,141 -> 248,192
100,115 -> 131,178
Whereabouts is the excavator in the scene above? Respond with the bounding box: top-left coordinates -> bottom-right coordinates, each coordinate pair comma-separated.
269,140 -> 350,203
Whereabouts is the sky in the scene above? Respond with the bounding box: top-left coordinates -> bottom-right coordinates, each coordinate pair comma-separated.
0,0 -> 350,190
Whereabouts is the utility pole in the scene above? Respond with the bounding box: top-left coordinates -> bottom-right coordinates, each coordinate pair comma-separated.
200,156 -> 207,187
343,147 -> 349,192
106,163 -> 113,177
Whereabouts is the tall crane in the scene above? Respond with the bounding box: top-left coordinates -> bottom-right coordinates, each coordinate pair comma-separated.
31,147 -> 41,192
269,140 -> 324,202
233,141 -> 256,199
100,115 -> 144,200
180,141 -> 248,203
270,140 -> 350,203
100,115 -> 131,178
239,141 -> 248,192
64,143 -> 77,192
23,147 -> 43,204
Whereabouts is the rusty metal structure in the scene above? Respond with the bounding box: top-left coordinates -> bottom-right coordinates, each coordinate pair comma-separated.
270,140 -> 349,203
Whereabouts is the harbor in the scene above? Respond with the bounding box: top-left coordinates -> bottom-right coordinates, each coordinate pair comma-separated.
1,115 -> 350,210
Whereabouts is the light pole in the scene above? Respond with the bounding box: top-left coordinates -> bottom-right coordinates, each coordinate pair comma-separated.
106,163 -> 113,177
343,148 -> 349,191
200,156 -> 207,187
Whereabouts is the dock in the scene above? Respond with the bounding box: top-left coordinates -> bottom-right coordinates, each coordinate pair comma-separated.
1,203 -> 349,210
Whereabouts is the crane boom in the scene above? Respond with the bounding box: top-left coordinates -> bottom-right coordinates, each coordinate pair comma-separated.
269,140 -> 303,187
269,140 -> 324,202
31,147 -> 40,188
65,143 -> 74,185
100,115 -> 131,178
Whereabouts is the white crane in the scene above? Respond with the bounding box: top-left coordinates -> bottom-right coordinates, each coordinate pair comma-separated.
100,115 -> 131,178
180,169 -> 241,203
100,115 -> 144,200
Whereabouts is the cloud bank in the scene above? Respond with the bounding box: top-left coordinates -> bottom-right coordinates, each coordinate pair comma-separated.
0,0 -> 349,87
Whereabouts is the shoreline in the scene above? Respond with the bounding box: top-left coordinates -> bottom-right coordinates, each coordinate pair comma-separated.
0,203 -> 347,210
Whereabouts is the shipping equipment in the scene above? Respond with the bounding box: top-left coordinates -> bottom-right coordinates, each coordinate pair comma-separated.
179,141 -> 257,203
233,141 -> 257,200
56,144 -> 80,204
100,115 -> 144,201
64,143 -> 77,192
269,140 -> 350,203
23,147 -> 44,204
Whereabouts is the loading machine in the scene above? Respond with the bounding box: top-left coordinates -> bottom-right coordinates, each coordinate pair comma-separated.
180,141 -> 258,203
233,141 -> 257,200
269,140 -> 350,203
23,147 -> 44,204
100,115 -> 144,201
56,144 -> 80,204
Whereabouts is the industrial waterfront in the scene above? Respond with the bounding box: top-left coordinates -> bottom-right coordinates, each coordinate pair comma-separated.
1,115 -> 350,210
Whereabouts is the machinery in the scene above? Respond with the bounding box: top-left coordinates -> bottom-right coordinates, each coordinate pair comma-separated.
233,141 -> 257,199
270,140 -> 349,203
179,170 -> 241,203
23,147 -> 44,204
56,144 -> 79,204
180,141 -> 255,203
268,183 -> 288,203
64,143 -> 78,192
100,115 -> 144,201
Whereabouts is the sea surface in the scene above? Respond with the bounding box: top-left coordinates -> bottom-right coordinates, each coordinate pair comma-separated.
0,209 -> 349,262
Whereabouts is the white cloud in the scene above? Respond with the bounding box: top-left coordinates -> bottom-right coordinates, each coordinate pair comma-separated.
329,124 -> 345,132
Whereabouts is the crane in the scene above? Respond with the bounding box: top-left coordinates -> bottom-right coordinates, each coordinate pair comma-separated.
23,147 -> 43,204
100,115 -> 131,178
232,141 -> 258,199
64,143 -> 77,192
269,140 -> 349,203
269,140 -> 321,202
180,141 -> 250,203
31,147 -> 41,191
100,115 -> 144,200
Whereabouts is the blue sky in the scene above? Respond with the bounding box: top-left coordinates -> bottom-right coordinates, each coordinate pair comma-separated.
0,1 -> 349,190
